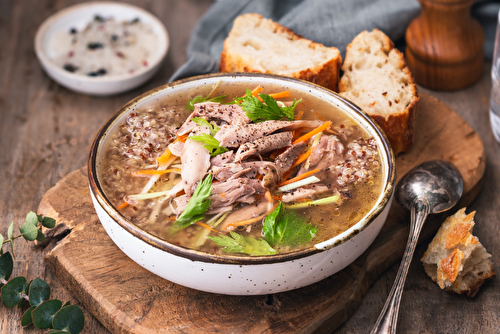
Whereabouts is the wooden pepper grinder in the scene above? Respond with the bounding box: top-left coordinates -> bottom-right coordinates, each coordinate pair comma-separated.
405,0 -> 484,91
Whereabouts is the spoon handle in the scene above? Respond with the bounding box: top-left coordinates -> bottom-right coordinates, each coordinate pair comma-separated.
370,198 -> 430,334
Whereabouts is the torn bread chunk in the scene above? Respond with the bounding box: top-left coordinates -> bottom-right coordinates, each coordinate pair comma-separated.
421,208 -> 495,297
338,29 -> 419,155
220,13 -> 342,91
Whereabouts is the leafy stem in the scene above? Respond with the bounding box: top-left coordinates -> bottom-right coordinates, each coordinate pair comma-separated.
0,212 -> 85,333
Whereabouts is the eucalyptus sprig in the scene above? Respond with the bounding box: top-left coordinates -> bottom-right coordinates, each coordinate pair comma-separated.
0,212 -> 85,333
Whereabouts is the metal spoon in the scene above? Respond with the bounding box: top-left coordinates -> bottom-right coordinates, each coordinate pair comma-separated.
370,160 -> 463,334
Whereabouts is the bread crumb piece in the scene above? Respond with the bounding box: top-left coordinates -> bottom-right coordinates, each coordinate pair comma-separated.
421,208 -> 495,297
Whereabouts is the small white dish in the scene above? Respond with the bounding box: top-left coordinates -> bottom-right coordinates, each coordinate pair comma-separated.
34,1 -> 169,96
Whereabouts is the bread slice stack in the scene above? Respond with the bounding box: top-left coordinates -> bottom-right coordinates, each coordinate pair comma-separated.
219,13 -> 342,91
220,16 -> 418,155
338,29 -> 419,155
421,208 -> 495,297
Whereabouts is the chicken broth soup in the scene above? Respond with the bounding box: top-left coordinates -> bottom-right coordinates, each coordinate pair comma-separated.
98,81 -> 383,256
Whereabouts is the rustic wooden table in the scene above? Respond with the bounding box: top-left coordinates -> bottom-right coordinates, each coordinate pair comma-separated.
1,1 -> 498,333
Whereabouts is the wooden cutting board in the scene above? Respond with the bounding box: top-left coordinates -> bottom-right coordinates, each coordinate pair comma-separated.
37,94 -> 485,334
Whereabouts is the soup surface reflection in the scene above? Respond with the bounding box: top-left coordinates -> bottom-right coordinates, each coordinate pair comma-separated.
98,82 -> 383,256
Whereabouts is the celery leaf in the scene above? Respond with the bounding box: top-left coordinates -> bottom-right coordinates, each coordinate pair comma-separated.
189,133 -> 228,157
235,88 -> 300,122
263,202 -> 316,247
170,175 -> 212,233
208,232 -> 276,256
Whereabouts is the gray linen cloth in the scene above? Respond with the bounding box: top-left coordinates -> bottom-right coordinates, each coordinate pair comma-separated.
169,0 -> 499,82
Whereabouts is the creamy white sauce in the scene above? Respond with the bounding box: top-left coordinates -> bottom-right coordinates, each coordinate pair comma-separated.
51,15 -> 158,77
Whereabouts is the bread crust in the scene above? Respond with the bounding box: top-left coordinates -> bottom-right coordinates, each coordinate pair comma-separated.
421,208 -> 496,297
338,29 -> 419,155
219,14 -> 341,91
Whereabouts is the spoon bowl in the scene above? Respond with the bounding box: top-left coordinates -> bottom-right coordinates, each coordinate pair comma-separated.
371,159 -> 463,334
396,160 -> 463,214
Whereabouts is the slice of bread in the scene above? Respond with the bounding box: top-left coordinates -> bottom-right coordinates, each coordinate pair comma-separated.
421,208 -> 495,297
338,29 -> 419,155
220,13 -> 342,91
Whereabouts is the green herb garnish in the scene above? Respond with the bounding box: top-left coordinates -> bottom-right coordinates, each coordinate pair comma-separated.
189,133 -> 228,157
263,202 -> 316,247
191,117 -> 220,136
208,231 -> 276,256
235,89 -> 301,123
170,174 -> 213,233
186,95 -> 228,111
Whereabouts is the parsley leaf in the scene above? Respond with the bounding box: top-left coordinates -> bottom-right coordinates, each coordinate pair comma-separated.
189,133 -> 228,157
263,202 -> 316,247
235,88 -> 301,123
186,94 -> 228,111
191,117 -> 220,136
208,231 -> 276,256
170,174 -> 213,233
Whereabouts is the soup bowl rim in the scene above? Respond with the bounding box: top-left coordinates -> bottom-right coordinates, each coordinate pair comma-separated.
88,72 -> 395,265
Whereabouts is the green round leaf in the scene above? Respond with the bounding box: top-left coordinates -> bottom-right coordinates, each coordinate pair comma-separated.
20,222 -> 38,241
32,299 -> 62,329
25,279 -> 33,295
21,305 -> 36,326
9,240 -> 14,258
53,304 -> 85,334
7,222 -> 13,239
0,252 -> 14,282
36,230 -> 47,243
17,294 -> 27,308
26,211 -> 39,226
1,276 -> 27,308
29,278 -> 50,307
41,217 -> 56,229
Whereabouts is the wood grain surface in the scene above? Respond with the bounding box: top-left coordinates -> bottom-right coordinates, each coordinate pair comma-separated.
36,93 -> 485,334
1,1 -> 499,333
405,0 -> 484,90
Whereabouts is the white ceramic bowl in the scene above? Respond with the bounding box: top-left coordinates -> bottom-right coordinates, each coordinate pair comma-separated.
88,73 -> 395,295
34,1 -> 169,96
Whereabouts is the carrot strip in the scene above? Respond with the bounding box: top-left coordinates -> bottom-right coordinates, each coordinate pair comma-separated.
313,111 -> 328,121
251,86 -> 263,96
196,221 -> 219,233
272,194 -> 283,200
292,121 -> 332,145
226,204 -> 279,230
292,127 -> 306,141
176,133 -> 189,143
256,90 -> 290,102
269,147 -> 288,159
280,147 -> 313,182
132,169 -> 181,176
267,91 -> 290,99
282,169 -> 293,182
116,202 -> 129,210
157,136 -> 186,164
277,169 -> 319,187
295,110 -> 304,120
265,190 -> 274,204
156,148 -> 172,164
325,128 -> 340,135
290,148 -> 313,169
